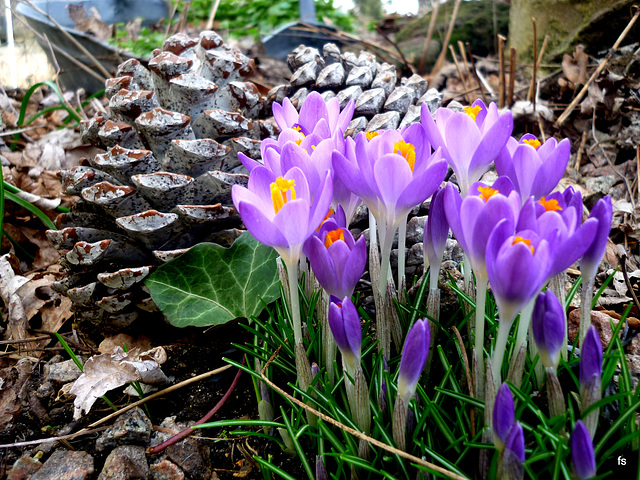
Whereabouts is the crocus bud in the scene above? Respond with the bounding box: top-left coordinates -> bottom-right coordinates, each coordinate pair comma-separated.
397,320 -> 430,402
581,196 -> 612,282
571,421 -> 596,480
328,296 -> 362,374
316,455 -> 328,480
493,383 -> 515,449
424,186 -> 449,276
532,290 -> 565,369
378,356 -> 389,414
311,362 -> 321,390
580,325 -> 602,439
502,422 -> 525,480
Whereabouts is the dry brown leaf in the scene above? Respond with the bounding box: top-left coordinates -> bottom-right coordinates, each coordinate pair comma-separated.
98,334 -> 153,354
0,359 -> 33,428
70,347 -> 169,419
0,254 -> 29,341
68,5 -> 112,41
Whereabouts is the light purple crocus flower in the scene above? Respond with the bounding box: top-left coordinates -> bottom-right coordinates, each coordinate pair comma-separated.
495,133 -> 570,203
304,218 -> 367,299
581,196 -> 613,282
397,319 -> 430,402
231,165 -> 333,268
421,99 -> 513,196
493,383 -> 515,448
571,421 -> 596,479
502,422 -> 525,480
424,186 -> 449,273
444,177 -> 521,282
272,91 -> 355,139
328,296 -> 362,372
580,326 -> 602,386
532,290 -> 565,369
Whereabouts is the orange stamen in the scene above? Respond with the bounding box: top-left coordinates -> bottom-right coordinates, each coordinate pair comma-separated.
316,209 -> 335,232
295,138 -> 303,145
513,236 -> 535,254
523,138 -> 541,149
464,105 -> 482,121
539,196 -> 562,212
393,141 -> 416,172
270,177 -> 296,214
365,131 -> 379,141
478,186 -> 499,202
324,228 -> 345,248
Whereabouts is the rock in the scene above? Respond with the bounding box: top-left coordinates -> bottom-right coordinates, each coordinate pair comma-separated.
7,454 -> 42,480
30,450 -> 94,480
96,407 -> 153,452
567,308 -> 617,348
98,445 -> 150,480
43,359 -> 83,384
407,242 -> 424,267
406,215 -> 427,244
150,417 -> 211,480
584,175 -> 616,196
150,459 -> 185,480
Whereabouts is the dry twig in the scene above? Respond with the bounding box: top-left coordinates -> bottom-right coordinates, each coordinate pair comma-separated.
432,0 -> 464,74
498,35 -> 506,108
508,46 -> 516,107
418,0 -> 440,74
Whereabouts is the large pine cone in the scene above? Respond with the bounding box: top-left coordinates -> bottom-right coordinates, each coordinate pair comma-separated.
48,32 -> 442,335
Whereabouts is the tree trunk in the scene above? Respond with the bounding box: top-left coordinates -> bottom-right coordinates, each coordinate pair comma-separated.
509,0 -> 636,61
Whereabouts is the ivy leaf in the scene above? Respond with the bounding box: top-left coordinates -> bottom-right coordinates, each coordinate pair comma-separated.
146,232 -> 280,327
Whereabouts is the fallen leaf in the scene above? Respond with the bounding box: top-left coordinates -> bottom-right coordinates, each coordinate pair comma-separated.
98,334 -> 153,354
0,254 -> 29,341
70,346 -> 169,419
68,4 -> 112,41
562,45 -> 589,87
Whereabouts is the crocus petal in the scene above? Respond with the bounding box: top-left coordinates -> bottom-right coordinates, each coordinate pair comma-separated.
467,111 -> 513,187
580,326 -> 602,385
493,383 -> 515,445
327,240 -> 351,297
273,199 -> 311,247
337,100 -> 355,132
443,183 -> 468,253
396,153 -> 447,212
529,138 -> 570,199
340,235 -> 367,298
238,151 -> 262,172
532,290 -> 565,368
582,197 -> 613,281
308,170 -> 334,235
332,150 -> 372,200
444,113 -> 481,180
374,153 -> 413,211
504,422 -> 525,463
550,218 -> 598,276
272,97 -> 298,130
306,236 -> 340,296
299,92 -> 328,132
571,421 -> 596,480
397,320 -> 430,402
236,200 -> 289,248
511,144 -> 540,201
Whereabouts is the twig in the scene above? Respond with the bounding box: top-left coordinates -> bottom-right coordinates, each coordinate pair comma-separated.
86,364 -> 233,429
205,0 -> 223,31
508,46 -> 516,107
42,33 -> 83,121
431,0 -> 464,74
21,0 -> 111,79
0,335 -> 50,345
536,35 -> 550,70
0,427 -> 108,449
557,5 -> 640,126
466,42 -> 488,103
527,18 -> 537,109
260,349 -> 470,480
418,0 -> 440,74
537,115 -> 546,142
498,35 -> 506,108
11,11 -> 106,83
449,45 -> 469,102
574,130 -> 588,170
147,363 -> 243,454
375,25 -> 415,75
458,40 -> 471,80
618,252 -> 640,314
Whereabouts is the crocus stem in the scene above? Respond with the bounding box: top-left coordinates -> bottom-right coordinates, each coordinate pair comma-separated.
462,253 -> 474,316
392,396 -> 408,451
546,367 -> 565,418
509,298 -> 535,388
580,275 -> 595,346
474,275 -> 488,400
491,315 -> 515,388
378,222 -> 396,298
286,258 -> 303,346
398,216 -> 407,293
369,210 -> 377,246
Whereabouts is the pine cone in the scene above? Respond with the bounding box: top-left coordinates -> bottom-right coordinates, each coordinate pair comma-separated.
49,32 -> 442,336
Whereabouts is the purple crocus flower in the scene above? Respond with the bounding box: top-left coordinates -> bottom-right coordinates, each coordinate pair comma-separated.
231,165 -> 333,268
272,91 -> 355,139
421,99 -> 513,196
444,177 -> 520,282
304,220 -> 367,299
328,296 -> 362,372
495,134 -> 571,203
532,290 -> 565,369
397,319 -> 430,402
424,186 -> 449,273
493,383 -> 515,448
580,326 -> 602,386
486,222 -> 553,325
502,422 -> 525,480
581,196 -> 613,282
571,421 -> 596,479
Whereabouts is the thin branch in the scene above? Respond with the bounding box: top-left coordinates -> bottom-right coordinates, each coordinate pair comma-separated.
431,0 -> 464,74
418,0 -> 440,74
0,427 -> 108,449
557,5 -> 640,126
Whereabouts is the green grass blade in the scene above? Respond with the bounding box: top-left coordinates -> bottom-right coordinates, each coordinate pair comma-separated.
253,455 -> 298,480
4,191 -> 57,230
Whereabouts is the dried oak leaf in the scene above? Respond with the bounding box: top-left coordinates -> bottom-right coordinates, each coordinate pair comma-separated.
70,346 -> 168,419
562,45 -> 589,87
68,5 -> 112,41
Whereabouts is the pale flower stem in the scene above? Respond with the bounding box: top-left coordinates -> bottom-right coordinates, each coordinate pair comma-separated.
511,298 -> 536,386
462,253 -> 473,316
580,276 -> 595,346
378,223 -> 396,298
369,210 -> 377,246
397,216 -> 407,291
474,276 -> 488,398
491,314 -> 515,387
286,258 -> 303,348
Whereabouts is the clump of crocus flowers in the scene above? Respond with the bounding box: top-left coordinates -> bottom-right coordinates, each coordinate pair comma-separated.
231,92 -> 612,477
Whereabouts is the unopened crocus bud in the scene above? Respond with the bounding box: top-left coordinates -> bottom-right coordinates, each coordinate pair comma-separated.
424,187 -> 449,281
580,325 -> 602,438
311,362 -> 321,390
328,296 -> 362,374
378,356 -> 389,414
532,290 -> 565,369
493,383 -> 515,449
571,421 -> 596,480
581,197 -> 613,283
502,422 -> 525,480
397,320 -> 430,402
316,455 -> 328,480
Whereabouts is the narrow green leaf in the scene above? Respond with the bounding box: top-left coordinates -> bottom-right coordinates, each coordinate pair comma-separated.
4,191 -> 57,230
146,232 -> 280,327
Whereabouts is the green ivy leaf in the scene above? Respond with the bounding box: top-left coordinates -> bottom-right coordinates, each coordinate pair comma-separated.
146,232 -> 280,327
